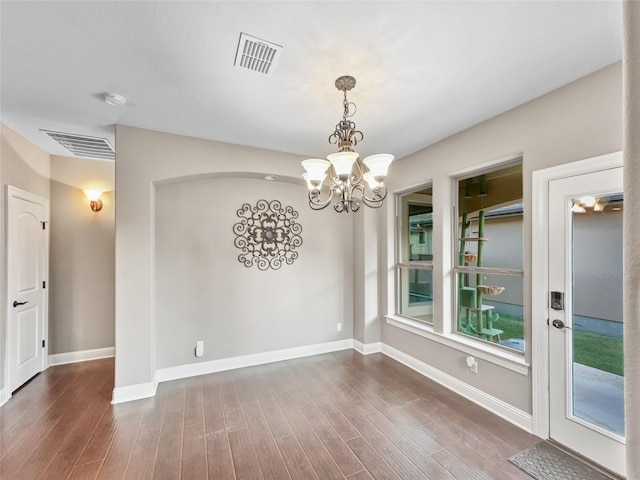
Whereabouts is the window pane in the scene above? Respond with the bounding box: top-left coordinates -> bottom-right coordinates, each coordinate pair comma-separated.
402,186 -> 433,262
457,165 -> 523,270
399,267 -> 433,324
408,202 -> 433,261
455,162 -> 524,351
456,273 -> 524,350
571,192 -> 624,435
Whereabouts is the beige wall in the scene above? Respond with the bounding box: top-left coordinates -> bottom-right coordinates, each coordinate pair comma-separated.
50,154 -> 114,193
155,176 -> 352,368
48,162 -> 115,354
115,126 -> 354,390
381,62 -> 623,413
1,126 -> 115,398
0,124 -> 51,395
116,62 -> 623,411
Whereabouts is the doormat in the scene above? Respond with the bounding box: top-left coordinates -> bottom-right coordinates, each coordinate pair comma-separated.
508,442 -> 614,480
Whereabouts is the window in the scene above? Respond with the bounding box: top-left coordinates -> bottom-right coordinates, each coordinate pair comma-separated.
397,186 -> 433,324
454,163 -> 524,351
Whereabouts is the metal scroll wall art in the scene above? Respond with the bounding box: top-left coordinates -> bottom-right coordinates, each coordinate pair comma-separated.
233,200 -> 303,270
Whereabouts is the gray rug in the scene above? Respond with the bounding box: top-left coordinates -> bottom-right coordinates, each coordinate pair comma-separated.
508,442 -> 614,480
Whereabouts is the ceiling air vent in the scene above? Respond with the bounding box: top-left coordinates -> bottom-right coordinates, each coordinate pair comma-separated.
40,130 -> 115,160
234,33 -> 283,76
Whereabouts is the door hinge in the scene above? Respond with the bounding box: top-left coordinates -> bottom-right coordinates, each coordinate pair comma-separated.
42,340 -> 46,348
43,281 -> 46,289
41,221 -> 48,230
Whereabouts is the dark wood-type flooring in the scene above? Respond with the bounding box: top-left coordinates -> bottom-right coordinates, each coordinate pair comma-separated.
0,350 -> 541,479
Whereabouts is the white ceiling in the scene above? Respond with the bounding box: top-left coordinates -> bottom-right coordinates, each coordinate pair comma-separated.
0,1 -> 622,162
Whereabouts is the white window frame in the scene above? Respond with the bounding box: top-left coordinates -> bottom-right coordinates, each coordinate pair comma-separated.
384,155 -> 529,375
451,161 -> 525,353
396,189 -> 434,323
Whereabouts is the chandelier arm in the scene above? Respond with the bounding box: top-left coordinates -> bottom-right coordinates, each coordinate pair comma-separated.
328,120 -> 364,151
349,157 -> 365,185
325,164 -> 345,188
361,188 -> 388,208
308,189 -> 333,210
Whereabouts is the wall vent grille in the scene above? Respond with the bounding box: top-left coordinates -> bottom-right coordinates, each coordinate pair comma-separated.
40,130 -> 115,160
234,33 -> 283,76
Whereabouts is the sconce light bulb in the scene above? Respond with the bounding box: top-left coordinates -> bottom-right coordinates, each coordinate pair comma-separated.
84,190 -> 103,212
84,190 -> 102,201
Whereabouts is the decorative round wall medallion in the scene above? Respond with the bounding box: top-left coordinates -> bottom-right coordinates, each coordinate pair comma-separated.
233,200 -> 303,270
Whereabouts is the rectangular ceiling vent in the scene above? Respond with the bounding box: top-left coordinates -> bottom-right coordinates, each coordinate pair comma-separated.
40,130 -> 115,160
234,33 -> 283,76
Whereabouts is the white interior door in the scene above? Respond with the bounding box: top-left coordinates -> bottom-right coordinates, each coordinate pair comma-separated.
548,166 -> 625,476
7,186 -> 48,392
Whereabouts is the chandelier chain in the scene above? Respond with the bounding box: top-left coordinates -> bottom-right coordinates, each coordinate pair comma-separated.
329,88 -> 363,152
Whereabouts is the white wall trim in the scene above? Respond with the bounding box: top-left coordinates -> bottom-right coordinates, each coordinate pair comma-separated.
531,151 -> 623,438
155,339 -> 354,383
48,347 -> 115,366
0,387 -> 10,407
111,381 -> 158,404
353,341 -> 382,355
381,343 -> 533,433
109,335 -> 535,435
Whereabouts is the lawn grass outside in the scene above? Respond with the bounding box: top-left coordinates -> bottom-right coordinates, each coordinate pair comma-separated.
492,314 -> 624,376
573,330 -> 624,376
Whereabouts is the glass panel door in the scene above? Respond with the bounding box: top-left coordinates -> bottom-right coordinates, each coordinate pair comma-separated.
548,167 -> 625,477
571,193 -> 624,436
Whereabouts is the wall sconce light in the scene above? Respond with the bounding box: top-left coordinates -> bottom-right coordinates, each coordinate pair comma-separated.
84,190 -> 103,212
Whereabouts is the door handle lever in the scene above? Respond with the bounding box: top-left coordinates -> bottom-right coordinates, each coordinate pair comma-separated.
551,319 -> 571,330
13,300 -> 28,308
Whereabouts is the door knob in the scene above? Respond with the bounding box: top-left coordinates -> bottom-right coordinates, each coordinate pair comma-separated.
13,300 -> 28,308
552,319 -> 570,329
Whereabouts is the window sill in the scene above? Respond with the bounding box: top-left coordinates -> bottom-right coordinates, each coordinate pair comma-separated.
384,315 -> 530,376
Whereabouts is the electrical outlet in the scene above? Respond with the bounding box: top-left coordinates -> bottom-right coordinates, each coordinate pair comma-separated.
466,355 -> 478,374
337,322 -> 343,332
195,340 -> 204,357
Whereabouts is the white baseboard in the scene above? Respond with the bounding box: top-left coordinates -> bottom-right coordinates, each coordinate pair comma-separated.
381,343 -> 533,433
111,381 -> 158,404
0,387 -> 9,407
155,339 -> 354,383
353,340 -> 382,355
48,346 -> 115,366
108,338 -> 533,435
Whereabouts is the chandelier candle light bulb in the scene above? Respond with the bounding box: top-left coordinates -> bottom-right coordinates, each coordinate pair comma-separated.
301,75 -> 394,213
301,159 -> 330,189
363,154 -> 394,181
327,151 -> 359,180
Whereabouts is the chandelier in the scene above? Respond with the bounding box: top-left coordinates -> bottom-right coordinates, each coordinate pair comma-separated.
301,75 -> 394,213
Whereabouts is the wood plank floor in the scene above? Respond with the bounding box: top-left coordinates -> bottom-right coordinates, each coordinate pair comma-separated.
0,350 -> 540,479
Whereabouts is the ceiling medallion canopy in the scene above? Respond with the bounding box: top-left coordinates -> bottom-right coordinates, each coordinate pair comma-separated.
301,75 -> 394,213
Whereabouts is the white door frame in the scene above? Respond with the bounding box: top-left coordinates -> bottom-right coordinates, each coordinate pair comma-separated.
4,185 -> 50,401
531,151 -> 623,439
